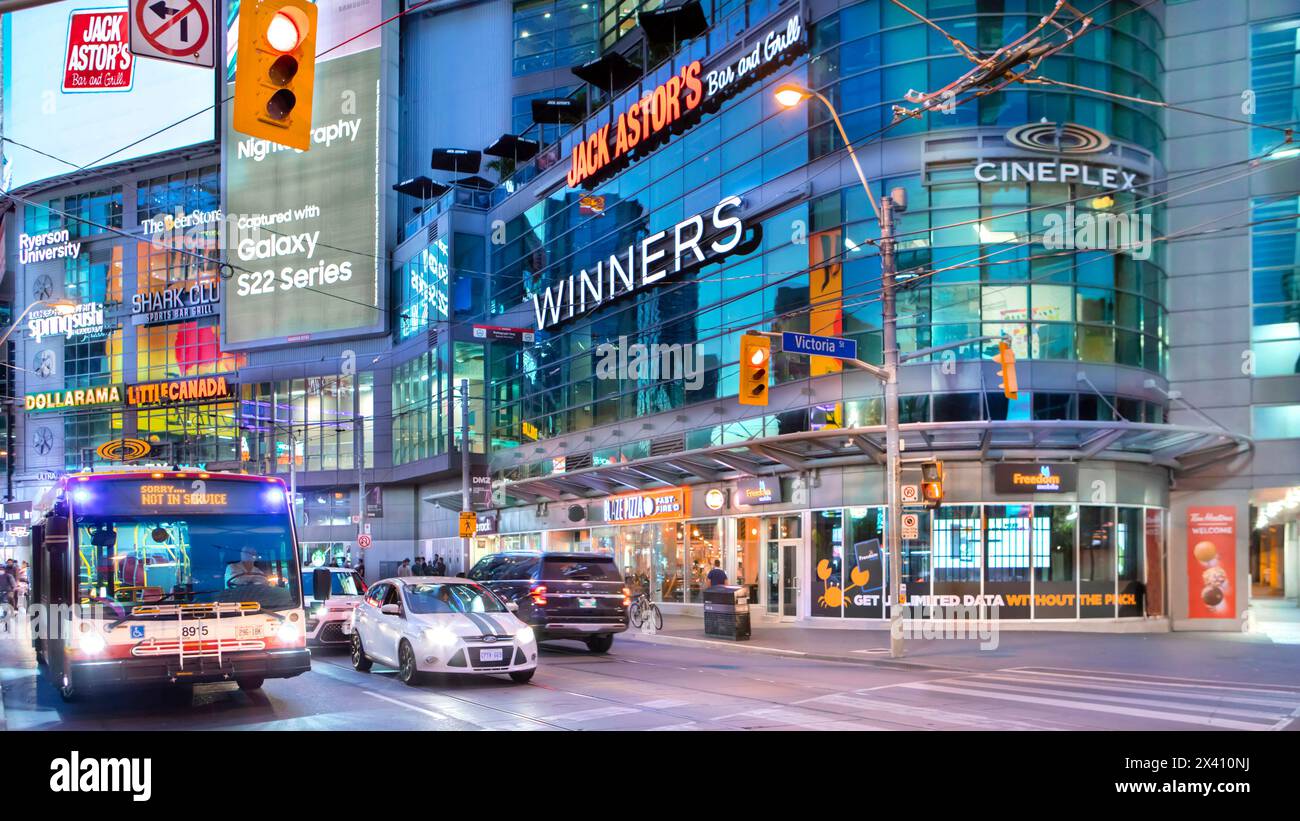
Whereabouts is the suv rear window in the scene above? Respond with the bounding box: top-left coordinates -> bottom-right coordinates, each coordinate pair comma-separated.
542,558 -> 622,582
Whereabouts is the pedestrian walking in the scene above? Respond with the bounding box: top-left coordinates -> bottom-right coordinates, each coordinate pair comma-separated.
397,558 -> 413,577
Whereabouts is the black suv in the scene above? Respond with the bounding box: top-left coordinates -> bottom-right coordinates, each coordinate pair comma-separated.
467,551 -> 629,653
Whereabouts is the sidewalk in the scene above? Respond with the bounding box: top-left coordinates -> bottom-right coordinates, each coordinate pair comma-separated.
0,615 -> 38,732
623,608 -> 1300,686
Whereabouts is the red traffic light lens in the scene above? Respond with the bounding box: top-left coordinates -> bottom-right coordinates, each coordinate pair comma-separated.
266,10 -> 302,52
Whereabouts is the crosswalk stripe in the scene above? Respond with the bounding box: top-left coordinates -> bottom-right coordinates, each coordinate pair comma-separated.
897,681 -> 1276,730
1006,667 -> 1300,696
812,691 -> 1065,731
962,676 -> 1290,722
977,671 -> 1300,710
539,705 -> 641,722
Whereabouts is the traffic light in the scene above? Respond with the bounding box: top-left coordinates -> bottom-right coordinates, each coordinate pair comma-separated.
992,338 -> 1019,400
233,0 -> 318,150
920,460 -> 944,509
739,335 -> 770,406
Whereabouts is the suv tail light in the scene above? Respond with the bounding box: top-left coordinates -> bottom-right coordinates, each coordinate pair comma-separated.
530,584 -> 548,606
622,586 -> 631,606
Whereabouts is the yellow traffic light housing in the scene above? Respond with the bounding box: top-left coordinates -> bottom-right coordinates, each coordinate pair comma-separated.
739,335 -> 770,406
920,460 -> 943,509
992,338 -> 1019,400
233,0 -> 318,150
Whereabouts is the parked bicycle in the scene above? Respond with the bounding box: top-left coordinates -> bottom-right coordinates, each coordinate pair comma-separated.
628,593 -> 663,631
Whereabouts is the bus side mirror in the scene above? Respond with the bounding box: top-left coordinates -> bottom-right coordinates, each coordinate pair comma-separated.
313,568 -> 332,602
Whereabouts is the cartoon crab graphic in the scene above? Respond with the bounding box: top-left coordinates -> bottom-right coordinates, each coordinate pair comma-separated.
817,560 -> 872,608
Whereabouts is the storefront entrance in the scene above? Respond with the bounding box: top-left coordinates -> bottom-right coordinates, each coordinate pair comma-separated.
763,515 -> 802,620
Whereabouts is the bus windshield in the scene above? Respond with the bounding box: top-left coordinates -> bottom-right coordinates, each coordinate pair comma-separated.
74,513 -> 300,613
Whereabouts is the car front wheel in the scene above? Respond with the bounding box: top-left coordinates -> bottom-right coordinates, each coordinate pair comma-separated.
398,641 -> 423,686
585,634 -> 614,653
509,669 -> 535,684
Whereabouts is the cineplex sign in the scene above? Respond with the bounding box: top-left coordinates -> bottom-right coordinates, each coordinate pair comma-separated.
566,9 -> 806,189
25,376 -> 236,413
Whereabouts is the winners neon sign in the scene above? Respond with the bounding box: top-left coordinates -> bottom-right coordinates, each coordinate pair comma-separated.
565,9 -> 806,190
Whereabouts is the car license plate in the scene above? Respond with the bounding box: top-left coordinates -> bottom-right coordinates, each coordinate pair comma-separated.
480,648 -> 504,662
578,597 -> 597,608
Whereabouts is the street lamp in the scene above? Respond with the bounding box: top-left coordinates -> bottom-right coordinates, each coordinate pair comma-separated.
0,297 -> 79,349
776,81 -> 909,658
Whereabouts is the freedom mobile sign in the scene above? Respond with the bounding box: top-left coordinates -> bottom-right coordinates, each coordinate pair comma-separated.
221,0 -> 385,348
565,5 -> 807,189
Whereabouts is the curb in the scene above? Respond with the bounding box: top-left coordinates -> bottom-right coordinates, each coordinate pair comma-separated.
623,630 -> 974,673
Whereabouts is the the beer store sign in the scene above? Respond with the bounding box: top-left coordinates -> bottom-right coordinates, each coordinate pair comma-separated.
565,7 -> 806,189
603,487 -> 689,524
131,280 -> 221,325
993,463 -> 1078,494
25,376 -> 236,413
27,301 -> 105,343
532,195 -> 759,331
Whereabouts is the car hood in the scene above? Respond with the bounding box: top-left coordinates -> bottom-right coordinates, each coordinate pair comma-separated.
408,611 -> 523,637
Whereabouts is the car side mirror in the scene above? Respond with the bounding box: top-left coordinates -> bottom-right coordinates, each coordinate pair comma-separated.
380,603 -> 401,616
506,602 -> 519,613
313,568 -> 332,602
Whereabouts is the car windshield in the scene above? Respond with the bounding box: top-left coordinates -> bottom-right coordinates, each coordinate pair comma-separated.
404,583 -> 506,614
542,558 -> 622,581
302,571 -> 365,597
74,514 -> 299,613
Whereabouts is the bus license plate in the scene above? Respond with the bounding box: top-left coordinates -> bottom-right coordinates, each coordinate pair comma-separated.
237,626 -> 264,639
480,648 -> 504,662
578,597 -> 597,608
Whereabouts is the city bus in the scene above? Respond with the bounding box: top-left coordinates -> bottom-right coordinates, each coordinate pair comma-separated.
29,470 -> 311,701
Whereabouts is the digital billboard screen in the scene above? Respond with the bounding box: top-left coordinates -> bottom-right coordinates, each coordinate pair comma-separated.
220,0 -> 384,349
0,1 -> 216,191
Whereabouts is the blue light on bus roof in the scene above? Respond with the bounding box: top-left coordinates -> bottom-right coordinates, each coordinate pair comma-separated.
72,487 -> 93,505
264,486 -> 286,508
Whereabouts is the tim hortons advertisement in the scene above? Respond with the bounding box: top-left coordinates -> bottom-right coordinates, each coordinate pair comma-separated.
1186,506 -> 1236,619
222,0 -> 384,348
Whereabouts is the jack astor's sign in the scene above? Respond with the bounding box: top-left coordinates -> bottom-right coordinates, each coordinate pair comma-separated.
566,9 -> 806,189
531,195 -> 760,331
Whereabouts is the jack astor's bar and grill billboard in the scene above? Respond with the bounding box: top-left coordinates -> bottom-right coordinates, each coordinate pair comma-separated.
25,376 -> 236,413
565,5 -> 807,189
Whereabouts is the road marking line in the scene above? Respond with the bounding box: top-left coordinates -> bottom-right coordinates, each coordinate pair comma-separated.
809,691 -> 1065,731
898,681 -> 1275,730
363,690 -> 449,721
1005,666 -> 1300,694
539,705 -> 641,722
638,698 -> 690,709
975,672 -> 1300,710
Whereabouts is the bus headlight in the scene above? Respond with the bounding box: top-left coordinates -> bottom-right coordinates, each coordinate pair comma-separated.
516,626 -> 535,645
79,630 -> 107,654
277,620 -> 301,644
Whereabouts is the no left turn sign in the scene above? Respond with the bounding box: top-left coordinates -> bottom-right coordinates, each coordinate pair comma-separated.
128,0 -> 215,67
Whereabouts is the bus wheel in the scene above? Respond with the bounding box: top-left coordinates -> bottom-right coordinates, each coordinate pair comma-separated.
237,678 -> 264,691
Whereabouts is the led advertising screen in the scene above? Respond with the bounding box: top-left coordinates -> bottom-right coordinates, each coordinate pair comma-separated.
0,1 -> 216,191
221,0 -> 384,349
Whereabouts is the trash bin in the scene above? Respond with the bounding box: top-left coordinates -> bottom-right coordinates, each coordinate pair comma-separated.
703,585 -> 750,640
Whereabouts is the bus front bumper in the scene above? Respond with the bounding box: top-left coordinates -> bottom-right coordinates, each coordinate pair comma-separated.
69,649 -> 312,690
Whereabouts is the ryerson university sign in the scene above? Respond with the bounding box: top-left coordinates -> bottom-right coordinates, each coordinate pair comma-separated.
530,195 -> 761,331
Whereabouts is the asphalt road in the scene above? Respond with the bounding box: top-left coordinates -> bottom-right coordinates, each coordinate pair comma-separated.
4,634 -> 1299,731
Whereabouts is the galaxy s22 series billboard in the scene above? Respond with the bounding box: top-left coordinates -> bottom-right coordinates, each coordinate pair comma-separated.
221,0 -> 384,348
0,1 -> 215,190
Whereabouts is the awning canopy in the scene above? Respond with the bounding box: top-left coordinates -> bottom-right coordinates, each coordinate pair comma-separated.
497,420 -> 1252,503
392,176 -> 450,199
430,147 -> 481,173
451,175 -> 495,190
571,51 -> 641,92
531,97 -> 584,125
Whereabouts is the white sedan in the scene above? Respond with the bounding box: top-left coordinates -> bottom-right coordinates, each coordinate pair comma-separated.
349,577 -> 538,685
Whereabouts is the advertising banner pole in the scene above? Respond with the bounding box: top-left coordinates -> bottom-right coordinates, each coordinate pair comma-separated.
460,379 -> 471,574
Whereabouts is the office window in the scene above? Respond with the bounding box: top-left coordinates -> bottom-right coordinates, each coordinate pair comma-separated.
1249,17 -> 1300,157
1250,195 -> 1300,376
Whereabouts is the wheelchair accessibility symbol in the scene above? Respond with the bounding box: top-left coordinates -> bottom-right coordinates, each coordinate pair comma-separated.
130,625 -> 145,639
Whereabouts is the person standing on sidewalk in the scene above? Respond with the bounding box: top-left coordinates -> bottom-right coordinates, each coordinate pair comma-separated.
706,559 -> 728,588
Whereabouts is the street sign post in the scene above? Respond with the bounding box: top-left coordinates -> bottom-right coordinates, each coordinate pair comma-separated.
458,511 -> 478,538
901,512 -> 919,540
357,533 -> 372,549
781,331 -> 858,360
901,483 -> 921,504
128,0 -> 215,67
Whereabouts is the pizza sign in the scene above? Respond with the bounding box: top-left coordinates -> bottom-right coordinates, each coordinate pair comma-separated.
63,9 -> 135,93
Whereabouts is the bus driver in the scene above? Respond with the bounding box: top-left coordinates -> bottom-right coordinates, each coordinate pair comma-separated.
224,546 -> 269,588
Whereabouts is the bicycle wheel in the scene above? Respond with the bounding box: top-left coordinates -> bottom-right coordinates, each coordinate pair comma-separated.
629,599 -> 645,628
650,603 -> 663,631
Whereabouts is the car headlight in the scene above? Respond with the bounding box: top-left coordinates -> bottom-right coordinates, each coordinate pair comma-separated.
424,625 -> 459,647
516,626 -> 535,644
312,603 -> 328,618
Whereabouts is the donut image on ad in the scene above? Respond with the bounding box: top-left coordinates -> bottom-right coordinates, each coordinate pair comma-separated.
1187,506 -> 1235,619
